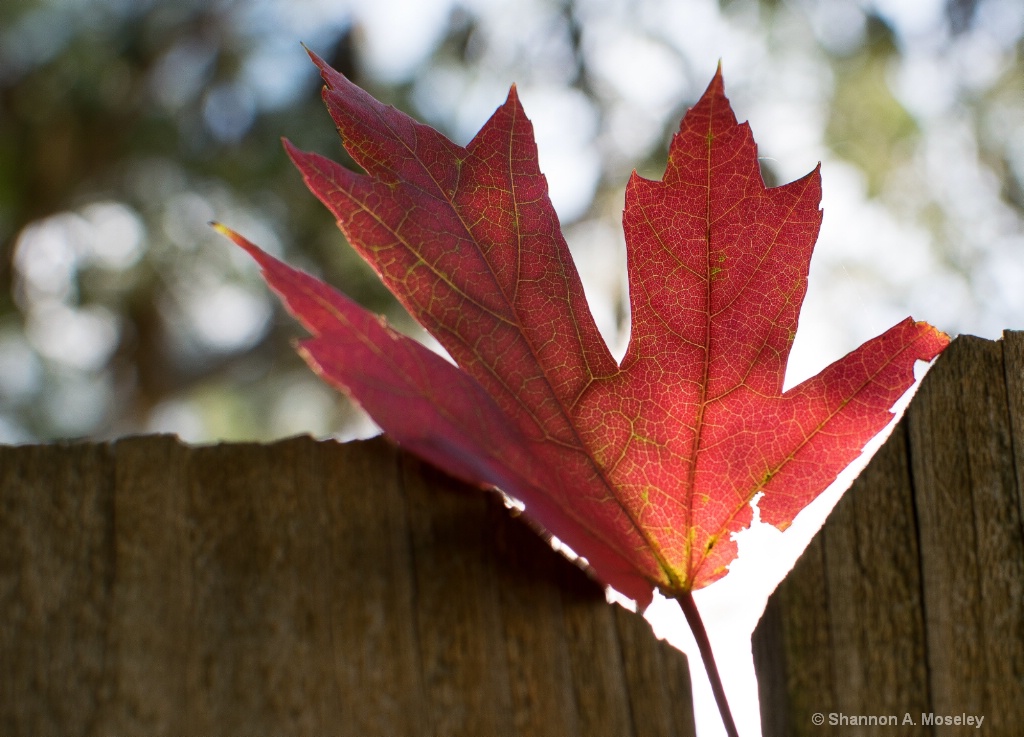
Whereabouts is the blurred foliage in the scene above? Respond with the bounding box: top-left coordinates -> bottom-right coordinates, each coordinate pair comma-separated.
824,18 -> 918,197
0,0 -> 1022,443
0,0 -> 387,440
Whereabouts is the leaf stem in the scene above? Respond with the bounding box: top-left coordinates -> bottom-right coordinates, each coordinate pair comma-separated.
677,592 -> 740,737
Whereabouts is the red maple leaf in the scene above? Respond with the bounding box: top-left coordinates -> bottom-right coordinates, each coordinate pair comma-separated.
215,52 -> 948,734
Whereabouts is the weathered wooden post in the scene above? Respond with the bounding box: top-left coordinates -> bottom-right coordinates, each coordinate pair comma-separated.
754,332 -> 1024,735
0,434 -> 696,736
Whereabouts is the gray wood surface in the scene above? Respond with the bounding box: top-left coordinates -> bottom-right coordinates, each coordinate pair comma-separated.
753,331 -> 1024,736
0,435 -> 696,737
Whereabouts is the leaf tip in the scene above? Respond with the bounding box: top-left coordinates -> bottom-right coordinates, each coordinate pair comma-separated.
303,44 -> 327,71
210,221 -> 262,263
711,59 -> 725,90
302,45 -> 350,93
209,220 -> 233,240
505,82 -> 524,111
903,317 -> 951,358
281,137 -> 301,160
691,61 -> 729,119
920,321 -> 952,356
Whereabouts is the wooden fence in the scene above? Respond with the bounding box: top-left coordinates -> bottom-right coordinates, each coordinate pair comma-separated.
754,331 -> 1024,735
2,332 -> 1023,736
0,434 -> 695,736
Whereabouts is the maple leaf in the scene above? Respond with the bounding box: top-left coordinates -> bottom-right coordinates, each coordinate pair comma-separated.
215,51 -> 948,735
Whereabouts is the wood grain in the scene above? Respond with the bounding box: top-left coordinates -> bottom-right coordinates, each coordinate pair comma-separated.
754,332 -> 1024,735
9,333 -> 1022,736
0,435 -> 696,737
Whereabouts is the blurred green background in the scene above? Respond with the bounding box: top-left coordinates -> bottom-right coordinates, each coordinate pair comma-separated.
1,0 -> 1022,443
